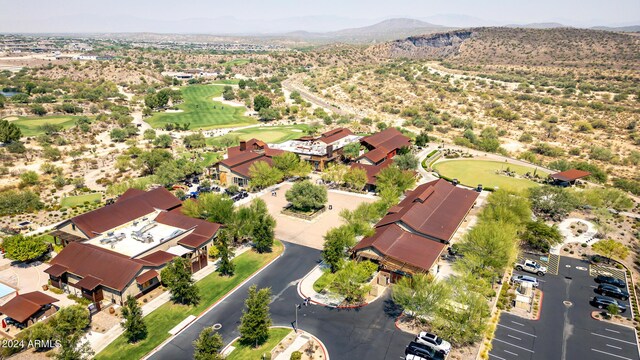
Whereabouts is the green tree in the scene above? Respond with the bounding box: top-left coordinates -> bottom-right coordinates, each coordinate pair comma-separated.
285,180 -> 327,212
50,305 -> 93,360
414,131 -> 430,146
342,142 -> 361,159
343,167 -> 368,190
0,190 -> 43,216
321,225 -> 356,272
321,163 -> 348,184
250,199 -> 276,253
456,221 -> 519,279
272,152 -> 311,178
376,165 -> 415,195
238,285 -> 272,347
253,95 -> 272,111
161,257 -> 200,305
258,107 -> 280,121
248,160 -> 283,190
1,235 -> 49,262
154,160 -> 183,186
183,133 -> 206,148
42,145 -> 62,161
432,286 -> 490,345
182,193 -> 235,224
481,190 -> 531,226
392,273 -> 450,320
607,303 -> 620,317
31,104 -> 47,116
19,170 -> 39,187
216,230 -> 235,276
193,327 -> 224,360
592,239 -> 629,263
394,153 -> 418,170
330,260 -> 377,303
137,149 -> 173,174
522,220 -> 563,252
143,129 -> 156,140
121,295 -> 147,343
153,134 -> 173,148
110,128 -> 127,142
529,185 -> 578,220
0,119 -> 22,143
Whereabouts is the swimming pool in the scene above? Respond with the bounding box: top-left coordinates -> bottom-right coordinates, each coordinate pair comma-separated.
0,282 -> 16,298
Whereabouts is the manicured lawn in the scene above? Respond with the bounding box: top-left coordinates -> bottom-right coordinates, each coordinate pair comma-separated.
5,115 -> 88,137
313,270 -> 334,293
146,84 -> 255,130
206,125 -> 309,146
95,241 -> 284,360
433,160 -> 548,192
60,193 -> 102,208
226,328 -> 292,360
222,59 -> 250,67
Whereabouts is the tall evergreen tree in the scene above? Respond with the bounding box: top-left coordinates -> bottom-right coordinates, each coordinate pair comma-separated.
160,257 -> 200,305
121,295 -> 147,343
193,327 -> 224,360
239,285 -> 272,347
217,230 -> 235,276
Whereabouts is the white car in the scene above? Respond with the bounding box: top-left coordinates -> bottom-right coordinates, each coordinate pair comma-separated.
415,332 -> 451,354
405,354 -> 429,360
514,259 -> 547,276
510,274 -> 540,288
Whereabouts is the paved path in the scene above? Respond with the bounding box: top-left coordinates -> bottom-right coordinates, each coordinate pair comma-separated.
282,79 -> 348,116
298,264 -> 345,307
147,242 -> 413,360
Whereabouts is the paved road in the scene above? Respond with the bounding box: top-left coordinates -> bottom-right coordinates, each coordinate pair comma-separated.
282,79 -> 348,116
490,256 -> 640,360
149,242 -> 413,360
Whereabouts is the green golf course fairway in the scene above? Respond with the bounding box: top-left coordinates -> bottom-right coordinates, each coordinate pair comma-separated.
206,124 -> 309,146
5,115 -> 88,137
146,85 -> 256,130
433,159 -> 548,192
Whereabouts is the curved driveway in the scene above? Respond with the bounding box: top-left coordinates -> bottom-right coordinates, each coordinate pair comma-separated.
147,242 -> 413,360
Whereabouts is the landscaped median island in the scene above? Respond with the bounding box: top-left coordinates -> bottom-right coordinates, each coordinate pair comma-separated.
94,240 -> 284,360
226,327 -> 292,360
433,159 -> 548,192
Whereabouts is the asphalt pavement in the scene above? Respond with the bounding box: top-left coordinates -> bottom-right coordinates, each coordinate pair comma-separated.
490,256 -> 640,360
148,241 -> 414,360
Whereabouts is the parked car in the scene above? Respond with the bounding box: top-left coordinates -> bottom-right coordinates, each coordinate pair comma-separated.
591,296 -> 627,313
415,332 -> 451,354
405,342 -> 444,360
510,275 -> 540,288
514,259 -> 547,276
406,354 -> 429,360
595,275 -> 626,288
596,284 -> 629,300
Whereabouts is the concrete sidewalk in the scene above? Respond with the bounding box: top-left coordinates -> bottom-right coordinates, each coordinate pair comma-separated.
275,332 -> 312,360
297,264 -> 345,307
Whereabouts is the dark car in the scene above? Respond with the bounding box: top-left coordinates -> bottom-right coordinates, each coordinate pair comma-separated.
596,284 -> 629,300
591,296 -> 627,313
595,275 -> 626,288
405,342 -> 445,360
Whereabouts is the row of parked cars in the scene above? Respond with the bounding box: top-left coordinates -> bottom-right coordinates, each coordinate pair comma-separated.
591,274 -> 629,312
405,332 -> 451,360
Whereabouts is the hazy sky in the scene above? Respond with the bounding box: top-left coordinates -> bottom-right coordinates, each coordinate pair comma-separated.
0,0 -> 638,33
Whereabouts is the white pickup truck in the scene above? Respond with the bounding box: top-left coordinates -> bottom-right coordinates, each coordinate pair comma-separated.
514,259 -> 547,276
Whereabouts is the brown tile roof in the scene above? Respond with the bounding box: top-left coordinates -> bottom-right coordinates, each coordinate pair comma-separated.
377,179 -> 479,242
359,147 -> 389,164
550,169 -> 591,182
44,264 -> 67,277
361,128 -> 411,151
231,157 -> 273,178
69,188 -> 182,238
0,291 -> 59,323
136,270 -> 159,285
137,250 -> 176,266
47,242 -> 144,292
319,128 -> 353,144
353,224 -> 446,272
350,160 -> 393,185
74,275 -> 102,291
220,151 -> 264,168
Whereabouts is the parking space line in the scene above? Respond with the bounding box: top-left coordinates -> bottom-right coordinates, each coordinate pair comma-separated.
497,324 -> 537,337
489,353 -> 508,360
592,348 -> 634,360
493,338 -> 535,353
606,329 -> 622,334
592,332 -> 638,345
510,320 -> 525,326
507,334 -> 522,341
504,350 -> 518,356
607,344 -> 623,350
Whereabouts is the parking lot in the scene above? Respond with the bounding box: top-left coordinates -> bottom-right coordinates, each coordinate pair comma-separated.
490,256 -> 640,360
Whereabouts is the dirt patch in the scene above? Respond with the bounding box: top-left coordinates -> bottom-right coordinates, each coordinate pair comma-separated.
3,116 -> 18,121
569,221 -> 588,237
